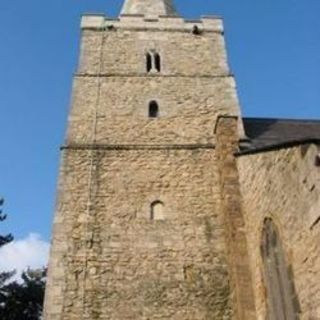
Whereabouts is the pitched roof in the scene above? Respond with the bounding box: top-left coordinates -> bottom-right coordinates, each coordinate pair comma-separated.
240,117 -> 320,154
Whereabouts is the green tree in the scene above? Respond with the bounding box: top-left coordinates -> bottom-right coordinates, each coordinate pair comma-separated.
0,198 -> 46,319
0,198 -> 14,286
0,268 -> 46,320
0,198 -> 13,247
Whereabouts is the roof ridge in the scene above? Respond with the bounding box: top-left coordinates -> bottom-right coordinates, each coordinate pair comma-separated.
243,117 -> 320,123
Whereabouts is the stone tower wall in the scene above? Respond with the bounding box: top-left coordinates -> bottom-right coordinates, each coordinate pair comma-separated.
68,75 -> 239,145
68,18 -> 239,146
237,144 -> 320,319
78,29 -> 229,76
46,147 -> 233,319
44,15 -> 250,320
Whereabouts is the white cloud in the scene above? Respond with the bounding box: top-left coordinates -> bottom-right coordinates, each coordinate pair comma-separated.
0,233 -> 50,278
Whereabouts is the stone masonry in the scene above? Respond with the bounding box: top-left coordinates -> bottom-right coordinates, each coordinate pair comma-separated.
44,0 -> 320,319
238,143 -> 320,319
43,1 -> 256,319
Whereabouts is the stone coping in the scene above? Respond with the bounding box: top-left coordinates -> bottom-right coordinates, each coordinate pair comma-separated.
81,14 -> 223,33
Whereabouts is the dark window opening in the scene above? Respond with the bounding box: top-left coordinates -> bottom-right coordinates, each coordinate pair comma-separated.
146,53 -> 152,72
192,25 -> 202,35
154,53 -> 161,72
146,51 -> 161,73
149,101 -> 159,118
315,154 -> 320,167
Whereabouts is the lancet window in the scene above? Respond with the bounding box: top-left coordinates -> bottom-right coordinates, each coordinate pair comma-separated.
149,101 -> 159,118
261,218 -> 300,320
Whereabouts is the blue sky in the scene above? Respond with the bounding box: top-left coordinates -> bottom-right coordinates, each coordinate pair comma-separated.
0,0 -> 319,260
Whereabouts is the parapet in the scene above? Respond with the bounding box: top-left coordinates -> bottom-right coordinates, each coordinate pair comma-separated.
81,14 -> 224,33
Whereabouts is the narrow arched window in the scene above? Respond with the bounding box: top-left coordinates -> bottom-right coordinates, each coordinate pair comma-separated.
150,201 -> 164,220
146,51 -> 161,73
154,53 -> 161,72
146,52 -> 152,72
149,101 -> 159,118
261,218 -> 300,320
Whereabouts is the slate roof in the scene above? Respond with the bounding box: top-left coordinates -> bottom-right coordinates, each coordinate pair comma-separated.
240,117 -> 320,154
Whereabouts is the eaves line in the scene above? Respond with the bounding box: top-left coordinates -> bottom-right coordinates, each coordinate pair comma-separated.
236,139 -> 320,157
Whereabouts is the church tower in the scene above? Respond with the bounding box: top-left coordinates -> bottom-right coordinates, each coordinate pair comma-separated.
44,0 -> 256,319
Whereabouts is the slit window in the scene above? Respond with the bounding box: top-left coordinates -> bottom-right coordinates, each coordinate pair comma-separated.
149,101 -> 159,118
154,53 -> 161,72
146,53 -> 152,72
